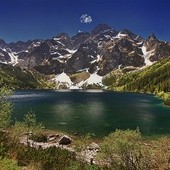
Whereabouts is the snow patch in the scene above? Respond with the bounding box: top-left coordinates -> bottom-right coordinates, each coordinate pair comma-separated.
1,48 -> 7,52
53,37 -> 61,41
135,35 -> 140,40
77,80 -> 86,87
118,64 -> 122,69
114,32 -> 127,39
51,51 -> 61,55
70,85 -> 82,89
141,45 -> 154,66
137,41 -> 143,45
55,72 -> 72,85
88,55 -> 94,59
0,52 -> 4,56
0,48 -> 18,65
0,61 -> 7,64
58,55 -> 65,59
56,41 -> 65,46
8,52 -> 18,66
90,55 -> 101,64
104,35 -> 111,39
85,73 -> 103,86
66,49 -> 77,54
129,51 -> 135,54
97,55 -> 102,62
55,72 -> 103,89
77,68 -> 89,72
90,59 -> 97,64
97,41 -> 103,48
54,45 -> 59,50
32,42 -> 41,47
82,46 -> 88,49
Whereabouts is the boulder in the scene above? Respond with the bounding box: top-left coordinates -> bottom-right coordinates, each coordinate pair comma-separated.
59,135 -> 72,145
88,142 -> 100,151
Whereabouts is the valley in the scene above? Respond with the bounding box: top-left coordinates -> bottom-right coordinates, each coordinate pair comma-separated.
1,0 -> 170,169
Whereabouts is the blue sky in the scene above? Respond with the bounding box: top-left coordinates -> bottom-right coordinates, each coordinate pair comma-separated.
0,0 -> 170,43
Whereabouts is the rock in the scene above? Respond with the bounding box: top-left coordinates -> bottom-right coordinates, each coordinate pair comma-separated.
48,137 -> 56,142
47,134 -> 60,138
58,122 -> 67,126
47,134 -> 60,142
59,135 -> 72,145
89,142 -> 100,150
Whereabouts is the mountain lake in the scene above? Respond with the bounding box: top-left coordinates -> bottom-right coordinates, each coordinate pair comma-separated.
10,90 -> 170,137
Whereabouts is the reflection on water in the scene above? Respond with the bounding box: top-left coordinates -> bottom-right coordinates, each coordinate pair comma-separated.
87,101 -> 104,118
10,90 -> 170,137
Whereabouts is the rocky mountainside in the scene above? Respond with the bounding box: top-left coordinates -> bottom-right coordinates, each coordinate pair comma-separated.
1,24 -> 170,89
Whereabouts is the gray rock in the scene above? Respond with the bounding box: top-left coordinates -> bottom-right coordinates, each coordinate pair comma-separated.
47,134 -> 60,142
59,135 -> 72,145
89,142 -> 100,150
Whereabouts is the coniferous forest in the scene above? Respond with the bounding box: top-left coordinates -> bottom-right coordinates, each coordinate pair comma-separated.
103,56 -> 170,106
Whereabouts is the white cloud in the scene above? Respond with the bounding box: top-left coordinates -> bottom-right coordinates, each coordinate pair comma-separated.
80,14 -> 92,24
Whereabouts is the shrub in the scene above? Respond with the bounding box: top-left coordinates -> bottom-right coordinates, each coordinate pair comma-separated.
0,157 -> 21,170
0,87 -> 13,129
16,146 -> 76,170
150,137 -> 170,170
98,129 -> 151,170
30,133 -> 47,142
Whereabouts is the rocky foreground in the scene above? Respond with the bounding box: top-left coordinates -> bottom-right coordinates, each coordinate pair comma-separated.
20,133 -> 100,165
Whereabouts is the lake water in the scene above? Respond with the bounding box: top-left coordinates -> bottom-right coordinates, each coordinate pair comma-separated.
10,90 -> 170,137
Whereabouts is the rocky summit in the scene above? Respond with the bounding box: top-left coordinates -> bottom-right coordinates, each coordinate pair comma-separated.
1,24 -> 170,89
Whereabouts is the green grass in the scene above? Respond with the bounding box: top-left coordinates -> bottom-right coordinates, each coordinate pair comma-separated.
0,64 -> 52,90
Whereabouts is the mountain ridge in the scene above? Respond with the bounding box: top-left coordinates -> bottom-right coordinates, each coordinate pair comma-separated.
0,24 -> 170,89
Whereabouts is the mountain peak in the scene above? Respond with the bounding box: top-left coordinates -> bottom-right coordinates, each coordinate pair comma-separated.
0,38 -> 6,47
55,33 -> 70,40
120,29 -> 143,40
148,33 -> 159,42
121,29 -> 133,34
91,24 -> 114,36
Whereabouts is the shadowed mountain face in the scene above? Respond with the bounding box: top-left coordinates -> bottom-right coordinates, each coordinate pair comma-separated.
1,24 -> 170,76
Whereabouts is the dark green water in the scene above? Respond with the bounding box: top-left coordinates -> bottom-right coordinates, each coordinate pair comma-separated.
10,90 -> 170,137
